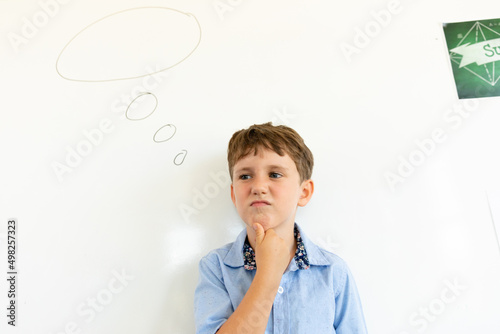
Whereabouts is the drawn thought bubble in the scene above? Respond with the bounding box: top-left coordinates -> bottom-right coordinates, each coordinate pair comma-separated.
56,7 -> 202,82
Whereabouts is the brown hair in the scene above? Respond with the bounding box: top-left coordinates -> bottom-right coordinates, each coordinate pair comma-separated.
227,122 -> 314,182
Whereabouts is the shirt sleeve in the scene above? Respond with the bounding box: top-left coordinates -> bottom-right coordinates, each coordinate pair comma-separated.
194,254 -> 234,334
333,261 -> 368,334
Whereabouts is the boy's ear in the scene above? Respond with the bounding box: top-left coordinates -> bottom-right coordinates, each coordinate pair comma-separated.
298,179 -> 314,207
230,183 -> 236,205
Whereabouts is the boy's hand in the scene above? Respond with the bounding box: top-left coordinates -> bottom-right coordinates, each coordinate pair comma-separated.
253,223 -> 291,280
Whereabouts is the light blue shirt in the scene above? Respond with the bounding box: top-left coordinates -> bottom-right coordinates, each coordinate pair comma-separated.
194,224 -> 368,334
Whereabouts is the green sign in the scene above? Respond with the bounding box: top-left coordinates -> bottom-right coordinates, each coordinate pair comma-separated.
443,19 -> 500,99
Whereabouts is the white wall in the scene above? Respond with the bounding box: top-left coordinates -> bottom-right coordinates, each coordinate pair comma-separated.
2,0 -> 500,333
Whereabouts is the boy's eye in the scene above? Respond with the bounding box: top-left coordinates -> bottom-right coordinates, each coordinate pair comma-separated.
269,172 -> 282,179
239,174 -> 251,180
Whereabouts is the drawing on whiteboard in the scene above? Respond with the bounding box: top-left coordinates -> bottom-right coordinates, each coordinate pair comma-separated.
153,124 -> 177,143
125,92 -> 158,121
174,150 -> 188,166
55,7 -> 202,82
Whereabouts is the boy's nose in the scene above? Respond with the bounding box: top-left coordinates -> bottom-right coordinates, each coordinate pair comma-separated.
251,176 -> 268,195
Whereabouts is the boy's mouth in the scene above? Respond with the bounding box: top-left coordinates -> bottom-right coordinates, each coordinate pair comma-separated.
250,200 -> 270,207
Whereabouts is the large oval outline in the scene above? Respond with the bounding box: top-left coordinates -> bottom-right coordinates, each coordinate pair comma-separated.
55,7 -> 202,82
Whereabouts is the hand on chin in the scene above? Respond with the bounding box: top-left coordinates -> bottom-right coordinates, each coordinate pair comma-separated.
249,214 -> 272,231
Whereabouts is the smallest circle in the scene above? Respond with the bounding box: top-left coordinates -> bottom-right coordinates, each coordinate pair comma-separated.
174,149 -> 188,166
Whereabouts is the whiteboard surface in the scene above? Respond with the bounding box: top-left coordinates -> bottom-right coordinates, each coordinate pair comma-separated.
2,0 -> 500,333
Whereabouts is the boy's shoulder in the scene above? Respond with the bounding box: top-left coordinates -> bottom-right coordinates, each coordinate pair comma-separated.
302,239 -> 350,277
313,246 -> 349,268
199,228 -> 248,270
201,241 -> 235,264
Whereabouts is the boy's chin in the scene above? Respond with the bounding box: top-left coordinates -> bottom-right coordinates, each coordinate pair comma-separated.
247,219 -> 288,232
246,214 -> 272,228
246,219 -> 272,231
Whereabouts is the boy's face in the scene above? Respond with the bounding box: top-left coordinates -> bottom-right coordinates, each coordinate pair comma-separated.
230,148 -> 313,233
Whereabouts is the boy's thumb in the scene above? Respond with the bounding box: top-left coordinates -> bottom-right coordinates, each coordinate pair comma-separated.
253,223 -> 264,244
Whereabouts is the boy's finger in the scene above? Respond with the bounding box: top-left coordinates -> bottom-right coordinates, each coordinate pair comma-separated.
253,223 -> 265,245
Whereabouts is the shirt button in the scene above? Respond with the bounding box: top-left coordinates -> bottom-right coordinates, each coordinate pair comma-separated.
278,286 -> 284,294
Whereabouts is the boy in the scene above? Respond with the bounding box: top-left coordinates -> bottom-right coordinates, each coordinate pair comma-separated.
194,122 -> 367,333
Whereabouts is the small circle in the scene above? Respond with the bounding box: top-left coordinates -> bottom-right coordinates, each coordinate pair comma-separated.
278,286 -> 284,294
174,149 -> 188,166
125,92 -> 158,121
153,124 -> 177,143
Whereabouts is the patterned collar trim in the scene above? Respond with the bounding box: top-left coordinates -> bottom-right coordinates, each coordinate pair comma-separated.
243,225 -> 310,270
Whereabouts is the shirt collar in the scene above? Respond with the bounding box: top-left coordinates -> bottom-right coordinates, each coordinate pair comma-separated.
223,223 -> 332,270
